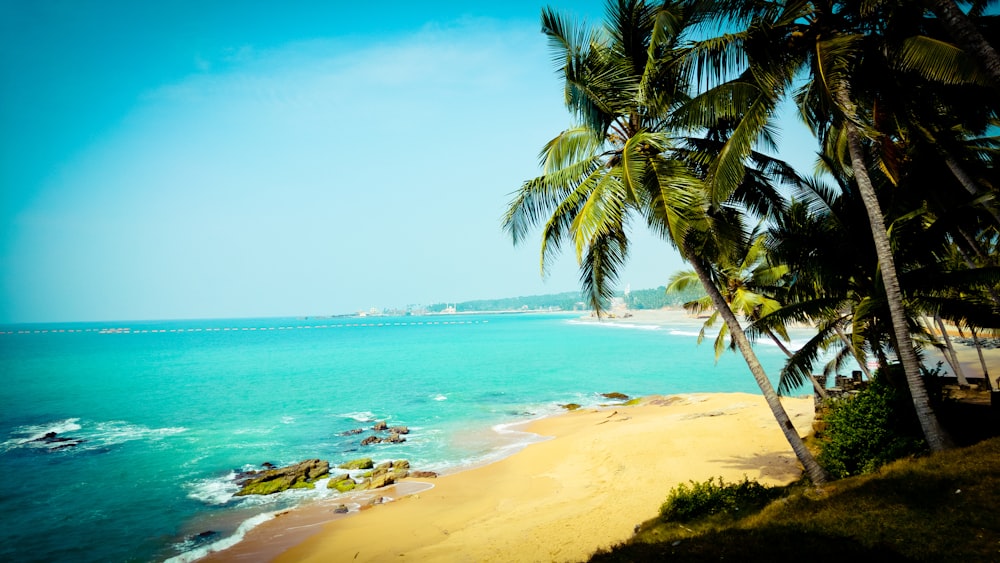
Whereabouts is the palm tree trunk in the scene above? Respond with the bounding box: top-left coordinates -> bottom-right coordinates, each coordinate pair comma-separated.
685,247 -> 830,484
920,315 -> 962,380
944,156 -> 1000,226
838,87 -> 954,452
934,314 -> 969,385
971,326 -> 994,391
765,328 -> 828,399
930,0 -> 1000,89
834,323 -> 873,380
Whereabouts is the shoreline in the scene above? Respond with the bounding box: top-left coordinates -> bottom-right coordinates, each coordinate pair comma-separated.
203,392 -> 816,562
192,310 -> 1000,562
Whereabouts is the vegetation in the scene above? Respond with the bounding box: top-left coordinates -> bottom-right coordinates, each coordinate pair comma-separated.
659,476 -> 784,523
424,285 -> 705,313
591,436 -> 1000,562
426,291 -> 585,313
626,286 -> 706,310
505,0 -> 1000,485
816,373 -> 928,478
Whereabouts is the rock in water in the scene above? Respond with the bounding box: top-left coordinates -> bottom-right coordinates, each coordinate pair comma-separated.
373,420 -> 388,431
234,459 -> 330,496
338,457 -> 374,470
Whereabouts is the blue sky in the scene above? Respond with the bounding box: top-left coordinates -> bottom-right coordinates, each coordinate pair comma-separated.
1,0 -> 817,323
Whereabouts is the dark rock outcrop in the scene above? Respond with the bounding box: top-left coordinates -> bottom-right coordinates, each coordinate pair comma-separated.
234,459 -> 330,496
340,428 -> 364,436
601,392 -> 629,400
409,470 -> 439,479
30,431 -> 86,451
358,422 -> 411,446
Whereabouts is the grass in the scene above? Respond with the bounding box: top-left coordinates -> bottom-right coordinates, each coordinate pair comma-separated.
588,434 -> 1000,562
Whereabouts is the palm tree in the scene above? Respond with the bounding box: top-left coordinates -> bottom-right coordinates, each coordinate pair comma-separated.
679,0 -> 961,451
668,230 -> 830,398
503,0 -> 830,484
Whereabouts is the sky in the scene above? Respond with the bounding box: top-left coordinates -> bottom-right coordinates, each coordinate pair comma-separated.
0,0 -> 818,324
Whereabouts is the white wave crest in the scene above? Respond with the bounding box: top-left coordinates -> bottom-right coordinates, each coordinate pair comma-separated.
164,511 -> 278,563
1,418 -> 187,454
339,411 -> 376,422
0,418 -> 85,453
433,394 -> 447,401
668,330 -> 702,337
185,473 -> 240,505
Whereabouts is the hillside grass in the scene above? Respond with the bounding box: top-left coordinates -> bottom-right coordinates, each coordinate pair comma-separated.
589,434 -> 1000,562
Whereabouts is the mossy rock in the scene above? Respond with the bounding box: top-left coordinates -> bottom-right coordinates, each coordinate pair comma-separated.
623,397 -> 643,406
601,392 -> 629,400
392,460 -> 410,470
234,459 -> 330,496
326,473 -> 351,488
237,474 -> 316,495
236,477 -> 294,496
375,461 -> 393,471
561,403 -> 582,411
338,457 -> 374,470
330,478 -> 357,492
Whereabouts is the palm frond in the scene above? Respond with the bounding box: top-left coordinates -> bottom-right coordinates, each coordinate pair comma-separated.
579,227 -> 629,315
897,35 -> 991,86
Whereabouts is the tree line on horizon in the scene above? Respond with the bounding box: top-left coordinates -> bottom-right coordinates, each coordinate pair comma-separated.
502,0 -> 1000,484
424,285 -> 707,313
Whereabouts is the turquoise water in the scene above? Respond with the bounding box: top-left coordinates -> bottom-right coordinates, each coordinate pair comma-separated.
0,313 -> 808,562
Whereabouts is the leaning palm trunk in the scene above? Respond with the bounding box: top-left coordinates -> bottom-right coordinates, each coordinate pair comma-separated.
944,156 -> 1000,226
686,248 -> 829,484
765,327 -> 828,399
920,314 -> 965,383
934,314 -> 970,386
834,323 -> 873,380
837,87 -> 954,452
970,326 -> 994,390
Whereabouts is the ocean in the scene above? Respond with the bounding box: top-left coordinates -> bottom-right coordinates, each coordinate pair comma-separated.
0,312 -> 811,562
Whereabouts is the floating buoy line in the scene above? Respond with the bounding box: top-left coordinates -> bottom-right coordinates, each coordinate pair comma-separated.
0,319 -> 488,336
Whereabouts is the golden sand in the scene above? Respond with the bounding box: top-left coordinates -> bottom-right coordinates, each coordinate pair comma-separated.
207,392 -> 815,562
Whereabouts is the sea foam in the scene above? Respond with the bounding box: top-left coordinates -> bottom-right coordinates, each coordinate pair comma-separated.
164,511 -> 278,563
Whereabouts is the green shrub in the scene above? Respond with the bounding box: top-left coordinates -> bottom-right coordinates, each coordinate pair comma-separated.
817,372 -> 927,478
659,476 -> 782,522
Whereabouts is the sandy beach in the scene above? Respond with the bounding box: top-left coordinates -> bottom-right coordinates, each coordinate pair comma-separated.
206,392 -> 816,562
201,309 -> 1000,563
